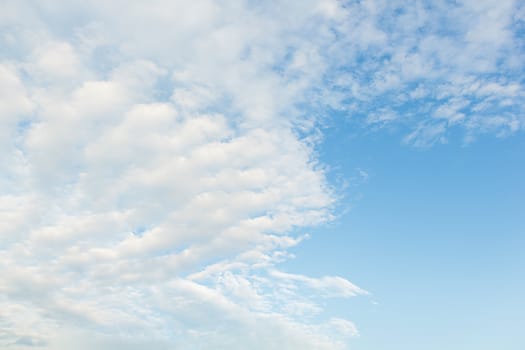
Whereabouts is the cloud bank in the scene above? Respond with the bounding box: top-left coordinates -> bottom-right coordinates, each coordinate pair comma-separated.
1,0 -> 523,349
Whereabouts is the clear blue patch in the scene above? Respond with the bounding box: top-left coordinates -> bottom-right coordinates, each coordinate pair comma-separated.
133,226 -> 148,236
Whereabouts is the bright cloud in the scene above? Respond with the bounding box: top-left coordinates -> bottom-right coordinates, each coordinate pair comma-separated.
1,0 -> 524,349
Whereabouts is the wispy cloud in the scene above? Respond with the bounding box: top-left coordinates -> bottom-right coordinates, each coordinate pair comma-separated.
324,0 -> 524,146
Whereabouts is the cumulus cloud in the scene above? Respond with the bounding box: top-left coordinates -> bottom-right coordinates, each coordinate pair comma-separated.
0,1 -> 361,348
0,0 -> 523,349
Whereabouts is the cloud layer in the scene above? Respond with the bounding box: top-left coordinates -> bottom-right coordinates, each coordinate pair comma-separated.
1,0 -> 524,349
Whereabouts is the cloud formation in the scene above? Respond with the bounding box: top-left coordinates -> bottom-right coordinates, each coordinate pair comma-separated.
1,0 -> 523,349
325,0 -> 525,146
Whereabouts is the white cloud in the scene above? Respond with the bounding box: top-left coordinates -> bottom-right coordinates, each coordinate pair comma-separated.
324,0 -> 524,146
1,1 -> 362,348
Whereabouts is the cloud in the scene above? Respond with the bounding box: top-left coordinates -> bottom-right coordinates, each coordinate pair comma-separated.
1,1 -> 362,348
325,0 -> 525,146
1,0 -> 523,349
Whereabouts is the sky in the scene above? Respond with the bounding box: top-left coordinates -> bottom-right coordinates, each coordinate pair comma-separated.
0,1 -> 524,349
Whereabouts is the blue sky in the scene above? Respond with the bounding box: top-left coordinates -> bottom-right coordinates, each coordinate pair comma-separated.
0,1 -> 524,349
285,126 -> 525,349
